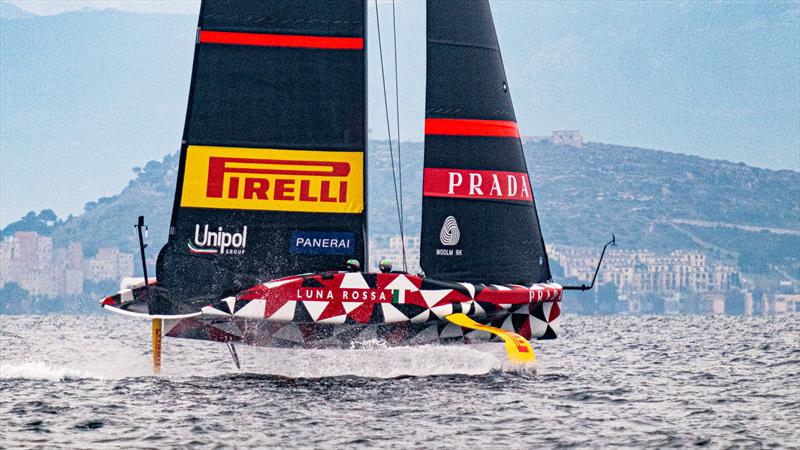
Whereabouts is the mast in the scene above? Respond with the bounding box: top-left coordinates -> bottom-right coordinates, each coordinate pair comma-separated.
154,0 -> 368,313
420,0 -> 552,285
363,0 -> 369,269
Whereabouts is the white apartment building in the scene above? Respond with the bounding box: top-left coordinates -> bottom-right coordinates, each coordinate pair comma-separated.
369,236 -> 421,273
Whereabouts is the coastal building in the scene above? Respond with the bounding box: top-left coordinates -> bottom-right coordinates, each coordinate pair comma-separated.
0,231 -> 56,297
522,130 -> 584,148
766,294 -> 800,315
85,247 -> 134,282
53,242 -> 84,295
0,229 -> 792,316
0,232 -> 133,297
549,246 -> 737,295
369,236 -> 421,273
0,238 -> 11,287
547,245 -> 749,314
550,130 -> 583,147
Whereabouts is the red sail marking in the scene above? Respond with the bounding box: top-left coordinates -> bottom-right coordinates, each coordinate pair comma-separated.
423,168 -> 533,202
199,30 -> 364,50
424,118 -> 520,137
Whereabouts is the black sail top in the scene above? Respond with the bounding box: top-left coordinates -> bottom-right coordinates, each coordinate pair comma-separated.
154,0 -> 367,313
420,0 -> 551,285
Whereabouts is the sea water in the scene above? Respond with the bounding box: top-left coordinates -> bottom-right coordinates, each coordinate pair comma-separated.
1,314 -> 798,448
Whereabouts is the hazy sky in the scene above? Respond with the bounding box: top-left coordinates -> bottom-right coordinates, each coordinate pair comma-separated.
1,0 -> 798,227
7,0 -> 199,15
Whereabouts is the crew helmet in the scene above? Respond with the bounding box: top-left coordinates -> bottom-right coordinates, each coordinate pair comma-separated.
344,259 -> 361,272
379,258 -> 393,273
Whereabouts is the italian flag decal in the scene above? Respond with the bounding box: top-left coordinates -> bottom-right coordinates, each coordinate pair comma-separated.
392,289 -> 406,304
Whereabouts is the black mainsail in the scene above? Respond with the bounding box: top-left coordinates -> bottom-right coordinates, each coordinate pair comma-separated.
420,0 -> 551,285
154,0 -> 367,313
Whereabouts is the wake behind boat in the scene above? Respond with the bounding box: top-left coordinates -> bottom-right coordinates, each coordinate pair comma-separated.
101,0 -> 612,371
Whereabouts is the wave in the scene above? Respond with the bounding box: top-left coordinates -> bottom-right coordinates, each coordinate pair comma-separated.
0,361 -> 102,382
209,343 -> 507,379
0,343 -> 516,381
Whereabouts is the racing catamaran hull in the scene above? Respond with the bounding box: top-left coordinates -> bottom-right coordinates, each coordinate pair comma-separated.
102,272 -> 562,348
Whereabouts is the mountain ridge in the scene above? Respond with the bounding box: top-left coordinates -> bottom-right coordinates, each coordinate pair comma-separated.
0,2 -> 35,19
3,140 -> 797,276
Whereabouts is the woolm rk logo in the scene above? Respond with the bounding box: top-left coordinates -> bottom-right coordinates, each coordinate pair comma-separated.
206,157 -> 350,202
439,216 -> 460,246
436,216 -> 463,256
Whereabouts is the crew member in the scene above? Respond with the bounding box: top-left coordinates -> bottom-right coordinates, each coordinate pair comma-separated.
379,258 -> 393,274
345,259 -> 361,272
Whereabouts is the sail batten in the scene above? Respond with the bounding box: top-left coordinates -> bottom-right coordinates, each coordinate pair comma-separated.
426,38 -> 498,51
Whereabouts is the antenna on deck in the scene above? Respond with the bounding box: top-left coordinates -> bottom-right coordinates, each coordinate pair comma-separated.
135,215 -> 149,285
562,234 -> 616,291
135,215 -> 161,374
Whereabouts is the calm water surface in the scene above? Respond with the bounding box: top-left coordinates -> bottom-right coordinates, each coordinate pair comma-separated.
1,314 -> 798,448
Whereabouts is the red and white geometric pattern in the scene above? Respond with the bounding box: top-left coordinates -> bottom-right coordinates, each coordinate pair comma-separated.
102,271 -> 562,348
155,272 -> 563,347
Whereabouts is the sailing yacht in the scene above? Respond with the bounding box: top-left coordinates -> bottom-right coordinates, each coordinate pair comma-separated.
101,0 -> 612,369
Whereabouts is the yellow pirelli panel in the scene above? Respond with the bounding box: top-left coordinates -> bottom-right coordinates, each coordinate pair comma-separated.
180,145 -> 364,213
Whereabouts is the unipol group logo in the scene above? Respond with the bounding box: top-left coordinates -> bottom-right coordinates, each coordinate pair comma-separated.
439,216 -> 460,246
436,216 -> 462,257
188,224 -> 248,255
180,146 -> 364,214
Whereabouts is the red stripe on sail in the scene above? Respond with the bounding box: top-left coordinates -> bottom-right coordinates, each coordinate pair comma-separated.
425,118 -> 520,137
198,30 -> 364,50
423,168 -> 533,202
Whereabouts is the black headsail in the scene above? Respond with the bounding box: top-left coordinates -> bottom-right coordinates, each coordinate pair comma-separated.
154,0 -> 367,313
420,0 -> 551,285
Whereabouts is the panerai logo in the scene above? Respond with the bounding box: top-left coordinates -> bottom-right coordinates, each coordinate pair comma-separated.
436,216 -> 463,256
290,231 -> 355,255
188,225 -> 248,255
